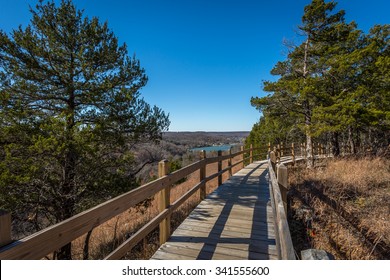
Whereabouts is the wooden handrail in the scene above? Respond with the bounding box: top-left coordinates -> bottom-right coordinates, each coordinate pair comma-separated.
0,174 -> 172,259
106,179 -> 207,260
0,142 -> 310,259
0,145 -> 267,260
268,157 -> 296,260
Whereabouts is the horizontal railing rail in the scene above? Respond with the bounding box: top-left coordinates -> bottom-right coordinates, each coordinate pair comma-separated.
267,155 -> 296,260
0,144 -> 267,260
0,141 -> 327,260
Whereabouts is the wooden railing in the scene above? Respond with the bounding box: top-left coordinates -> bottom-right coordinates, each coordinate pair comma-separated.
0,145 -> 268,260
0,141 -> 329,260
267,146 -> 324,260
268,152 -> 297,260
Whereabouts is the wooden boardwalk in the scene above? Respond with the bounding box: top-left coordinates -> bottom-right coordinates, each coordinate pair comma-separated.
151,160 -> 279,260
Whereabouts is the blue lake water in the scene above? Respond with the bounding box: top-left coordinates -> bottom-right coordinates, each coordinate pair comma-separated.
190,145 -> 235,152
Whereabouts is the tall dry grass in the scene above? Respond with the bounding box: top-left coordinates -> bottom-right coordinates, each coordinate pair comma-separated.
288,157 -> 390,259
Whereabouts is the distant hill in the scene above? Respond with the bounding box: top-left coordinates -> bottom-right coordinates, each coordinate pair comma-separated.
163,131 -> 249,146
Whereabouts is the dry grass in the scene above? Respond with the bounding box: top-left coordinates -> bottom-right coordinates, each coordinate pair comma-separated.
288,157 -> 390,259
68,154 -> 244,259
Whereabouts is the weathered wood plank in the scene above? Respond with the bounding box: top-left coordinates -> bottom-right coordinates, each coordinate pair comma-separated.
175,223 -> 275,239
156,242 -> 278,260
163,241 -> 278,256
177,219 -> 276,234
152,250 -> 196,260
167,235 -> 276,247
184,217 -> 275,230
150,160 -> 281,260
158,160 -> 170,245
185,216 -> 275,228
172,228 -> 275,244
0,210 -> 12,247
187,210 -> 275,223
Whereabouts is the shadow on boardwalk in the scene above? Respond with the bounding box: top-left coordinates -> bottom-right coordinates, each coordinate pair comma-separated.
151,161 -> 278,260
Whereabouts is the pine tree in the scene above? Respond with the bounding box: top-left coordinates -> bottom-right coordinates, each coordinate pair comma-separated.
357,25 -> 390,148
251,0 -> 357,166
0,0 -> 169,259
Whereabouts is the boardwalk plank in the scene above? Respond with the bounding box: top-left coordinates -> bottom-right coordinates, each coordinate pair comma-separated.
175,223 -> 275,238
151,161 -> 278,260
154,243 -> 278,260
177,219 -> 275,235
164,241 -> 278,256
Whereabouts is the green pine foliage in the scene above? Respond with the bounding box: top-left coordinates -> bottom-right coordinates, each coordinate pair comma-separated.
248,0 -> 389,160
0,0 -> 169,259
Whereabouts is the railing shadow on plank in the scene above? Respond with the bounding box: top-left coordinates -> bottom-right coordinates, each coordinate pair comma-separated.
0,145 -> 270,260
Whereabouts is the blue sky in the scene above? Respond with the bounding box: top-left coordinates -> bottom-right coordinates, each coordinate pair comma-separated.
1,1 -> 389,131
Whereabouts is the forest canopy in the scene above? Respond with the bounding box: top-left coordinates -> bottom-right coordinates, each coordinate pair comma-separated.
247,0 -> 389,166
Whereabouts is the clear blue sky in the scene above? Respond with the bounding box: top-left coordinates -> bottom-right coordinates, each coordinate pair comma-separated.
1,1 -> 389,131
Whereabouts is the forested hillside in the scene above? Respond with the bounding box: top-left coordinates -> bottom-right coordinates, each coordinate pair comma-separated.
247,0 -> 389,166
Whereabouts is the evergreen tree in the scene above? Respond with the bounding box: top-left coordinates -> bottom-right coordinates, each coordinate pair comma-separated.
0,0 -> 169,259
249,1 -> 389,158
251,0 -> 357,166
357,25 -> 390,148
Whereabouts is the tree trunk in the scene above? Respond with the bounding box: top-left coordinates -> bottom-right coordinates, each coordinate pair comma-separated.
331,131 -> 340,157
303,99 -> 314,168
306,130 -> 314,168
348,126 -> 356,154
302,39 -> 314,168
304,115 -> 314,168
56,147 -> 76,259
57,85 -> 77,260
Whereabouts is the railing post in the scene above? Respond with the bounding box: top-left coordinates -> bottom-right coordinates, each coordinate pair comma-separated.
281,142 -> 284,157
291,143 -> 295,165
228,148 -> 232,177
300,143 -> 303,157
268,142 -> 271,153
270,151 -> 276,174
0,210 -> 12,247
240,146 -> 244,169
217,150 -> 222,186
277,163 -> 288,215
277,144 -> 281,163
158,159 -> 170,245
249,144 -> 253,164
199,150 -> 206,200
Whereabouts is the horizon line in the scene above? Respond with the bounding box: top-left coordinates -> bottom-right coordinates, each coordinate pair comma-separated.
164,130 -> 250,133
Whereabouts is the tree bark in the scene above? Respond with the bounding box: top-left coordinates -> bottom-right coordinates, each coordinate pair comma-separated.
57,83 -> 77,259
331,131 -> 340,157
305,126 -> 314,168
348,126 -> 356,154
303,99 -> 314,168
302,38 -> 314,168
